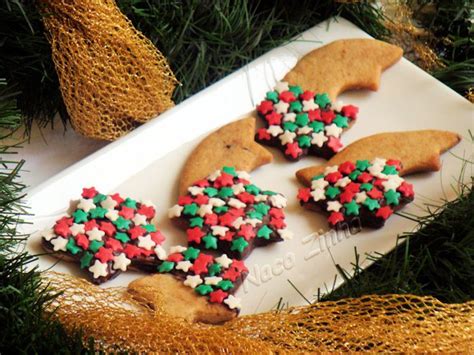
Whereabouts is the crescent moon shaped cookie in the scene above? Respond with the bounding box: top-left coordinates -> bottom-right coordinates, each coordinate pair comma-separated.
283,38 -> 403,101
178,117 -> 273,195
296,130 -> 461,186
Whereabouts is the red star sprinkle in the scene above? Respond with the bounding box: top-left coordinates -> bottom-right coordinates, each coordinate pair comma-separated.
237,178 -> 250,185
398,181 -> 414,198
308,109 -> 321,121
178,195 -> 194,206
194,179 -> 210,188
321,110 -> 336,124
300,90 -> 315,101
204,213 -> 218,226
373,179 -> 386,190
150,231 -> 165,245
75,234 -> 89,250
95,247 -> 114,263
141,249 -> 154,257
110,193 -> 124,204
269,207 -> 284,219
297,187 -> 312,203
137,205 -> 155,219
214,173 -> 234,188
209,289 -> 228,303
187,227 -> 205,243
219,213 -> 237,227
339,161 -> 356,175
54,222 -> 71,237
237,224 -> 255,241
257,100 -> 274,114
84,219 -> 99,231
279,90 -> 296,103
339,190 -> 355,204
327,136 -> 343,152
328,212 -> 344,226
231,260 -> 248,273
229,207 -> 245,217
357,172 -> 373,183
345,182 -> 360,193
237,192 -> 255,204
191,253 -> 214,275
220,231 -> 235,242
386,159 -> 402,171
341,105 -> 358,119
57,216 -> 74,226
270,217 -> 286,229
285,142 -> 303,159
265,111 -> 283,125
99,221 -> 116,237
375,206 -> 393,220
257,128 -> 271,141
325,171 -> 343,184
123,244 -> 142,258
167,252 -> 184,263
105,238 -> 122,251
367,188 -> 383,200
223,268 -> 241,282
128,226 -> 146,240
194,194 -> 209,205
82,187 -> 98,199
119,206 -> 135,220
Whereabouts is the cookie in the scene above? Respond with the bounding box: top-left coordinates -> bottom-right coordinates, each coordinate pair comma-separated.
256,82 -> 358,160
129,247 -> 247,324
178,117 -> 273,195
296,130 -> 462,186
169,167 -> 292,259
283,39 -> 403,102
297,158 -> 415,229
41,187 -> 165,284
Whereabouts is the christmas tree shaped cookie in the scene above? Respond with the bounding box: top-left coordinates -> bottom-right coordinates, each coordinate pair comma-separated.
41,187 -> 165,284
169,167 -> 292,259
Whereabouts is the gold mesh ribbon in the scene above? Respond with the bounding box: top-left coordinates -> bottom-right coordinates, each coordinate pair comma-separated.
41,0 -> 177,140
43,272 -> 473,352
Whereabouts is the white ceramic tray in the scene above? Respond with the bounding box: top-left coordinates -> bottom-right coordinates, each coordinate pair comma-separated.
25,18 -> 473,315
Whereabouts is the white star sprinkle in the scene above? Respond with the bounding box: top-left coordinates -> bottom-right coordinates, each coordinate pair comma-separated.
236,171 -> 251,180
232,217 -> 245,229
325,123 -> 343,138
274,101 -> 289,114
254,194 -> 268,202
224,295 -> 242,310
188,186 -> 205,196
209,198 -> 225,207
113,253 -> 131,271
335,176 -> 351,188
372,158 -> 387,167
100,196 -> 117,210
355,192 -> 368,203
154,245 -> 167,260
140,200 -> 156,208
88,260 -> 108,279
311,188 -> 326,202
228,198 -> 246,209
205,276 -> 223,285
168,205 -> 183,218
138,234 -> 155,250
311,178 -> 329,190
283,112 -> 296,122
105,209 -> 119,222
198,204 -> 213,217
267,125 -> 284,137
50,237 -> 68,251
169,245 -> 187,254
302,99 -> 318,111
176,260 -> 193,272
86,227 -> 105,241
334,100 -> 344,112
215,254 -> 233,268
311,132 -> 328,147
70,223 -> 85,236
40,228 -> 56,241
132,213 -> 148,225
382,175 -> 404,192
245,218 -> 261,227
183,275 -> 203,289
211,225 -> 228,237
274,81 -> 289,93
231,183 -> 245,195
324,166 -> 339,174
279,130 -> 296,145
77,198 -> 96,213
327,201 -> 342,212
269,194 -> 287,208
297,126 -> 313,135
278,228 -> 293,240
208,170 -> 221,181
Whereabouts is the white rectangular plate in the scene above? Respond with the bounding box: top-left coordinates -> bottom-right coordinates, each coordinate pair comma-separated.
25,18 -> 473,315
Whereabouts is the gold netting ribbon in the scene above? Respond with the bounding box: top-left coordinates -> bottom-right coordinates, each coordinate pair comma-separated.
40,0 -> 177,140
43,272 -> 473,353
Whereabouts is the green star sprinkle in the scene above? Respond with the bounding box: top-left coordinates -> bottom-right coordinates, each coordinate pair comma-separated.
143,224 -> 156,233
297,135 -> 311,148
159,261 -> 175,273
93,193 -> 106,204
325,186 -> 341,199
89,207 -> 107,219
202,234 -> 218,249
384,189 -> 400,206
214,206 -> 228,213
360,183 -> 373,191
218,187 -> 234,199
73,209 -> 88,223
289,101 -> 303,113
189,217 -> 204,228
266,91 -> 279,103
246,210 -> 263,220
88,240 -> 104,253
80,252 -> 93,269
257,225 -> 273,239
262,190 -> 277,196
245,184 -> 260,195
114,216 -> 131,230
183,203 -> 199,216
183,246 -> 200,260
115,232 -> 130,243
315,93 -> 331,107
231,237 -> 249,253
208,263 -> 222,276
309,120 -> 324,132
363,198 -> 380,211
195,284 -> 213,295
254,202 -> 270,215
311,174 -> 325,181
222,166 -> 237,176
349,170 -> 362,181
382,164 -> 398,175
217,279 -> 234,291
356,160 -> 371,171
123,198 -> 137,209
66,238 -> 81,255
283,121 -> 298,132
333,114 -> 349,128
204,187 -> 218,197
344,200 -> 360,216
295,113 -> 309,126
289,85 -> 303,96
